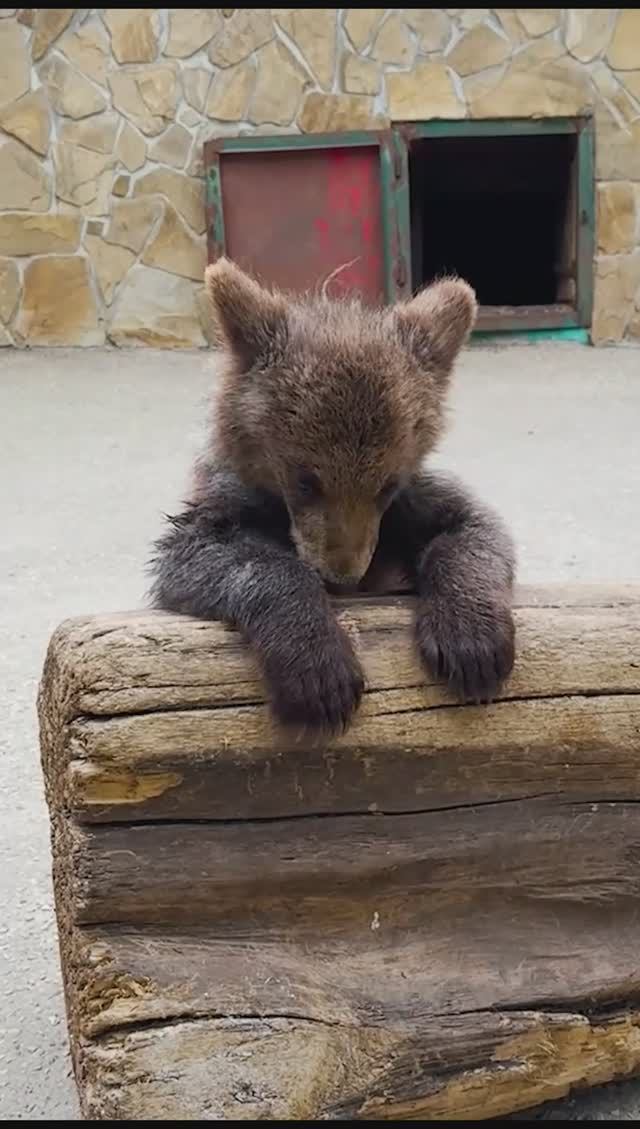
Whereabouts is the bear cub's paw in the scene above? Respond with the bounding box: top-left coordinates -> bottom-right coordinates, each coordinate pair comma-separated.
264,625 -> 364,737
416,597 -> 515,704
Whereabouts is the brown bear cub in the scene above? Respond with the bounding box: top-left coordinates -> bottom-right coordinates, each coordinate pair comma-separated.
150,258 -> 515,734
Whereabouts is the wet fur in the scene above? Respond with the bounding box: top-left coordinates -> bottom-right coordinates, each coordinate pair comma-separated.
150,259 -> 516,734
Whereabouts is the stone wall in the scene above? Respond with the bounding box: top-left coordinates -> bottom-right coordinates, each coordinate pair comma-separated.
0,8 -> 639,348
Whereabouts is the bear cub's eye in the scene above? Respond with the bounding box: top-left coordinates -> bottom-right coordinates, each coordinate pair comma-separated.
294,469 -> 323,502
377,477 -> 399,509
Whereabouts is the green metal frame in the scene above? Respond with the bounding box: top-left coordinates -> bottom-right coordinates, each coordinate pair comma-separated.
203,131 -> 411,303
203,116 -> 595,331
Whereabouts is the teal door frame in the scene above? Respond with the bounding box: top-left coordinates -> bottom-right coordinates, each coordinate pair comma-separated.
204,117 -> 595,332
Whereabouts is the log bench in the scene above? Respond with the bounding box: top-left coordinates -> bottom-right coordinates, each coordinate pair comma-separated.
38,585 -> 640,1120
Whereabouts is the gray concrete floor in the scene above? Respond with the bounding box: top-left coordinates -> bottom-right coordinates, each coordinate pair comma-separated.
1,343 -> 640,1120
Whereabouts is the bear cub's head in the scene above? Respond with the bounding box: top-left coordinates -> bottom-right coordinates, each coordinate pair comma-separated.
205,258 -> 476,589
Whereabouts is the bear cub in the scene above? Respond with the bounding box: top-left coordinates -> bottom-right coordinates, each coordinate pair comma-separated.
150,258 -> 515,734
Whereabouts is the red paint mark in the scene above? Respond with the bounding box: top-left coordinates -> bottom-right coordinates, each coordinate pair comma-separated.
316,147 -> 385,302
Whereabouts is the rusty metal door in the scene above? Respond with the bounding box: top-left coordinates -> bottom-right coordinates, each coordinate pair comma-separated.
204,131 -> 410,305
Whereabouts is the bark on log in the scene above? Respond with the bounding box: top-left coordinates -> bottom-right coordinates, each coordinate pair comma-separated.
38,585 -> 640,1120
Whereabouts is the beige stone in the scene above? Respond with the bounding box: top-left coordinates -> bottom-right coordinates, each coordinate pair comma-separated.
179,106 -> 201,128
597,182 -> 637,255
93,171 -> 116,217
596,114 -> 640,181
0,89 -> 50,155
386,61 -> 464,120
591,61 -> 640,128
165,8 -> 222,58
470,48 -> 592,118
0,140 -> 49,211
342,53 -> 380,96
494,9 -> 527,47
142,203 -> 206,281
450,9 -> 490,30
59,112 -> 120,154
208,8 -> 272,67
54,142 -> 113,208
38,55 -> 107,119
606,10 -> 640,70
109,65 -> 178,136
592,253 -> 640,344
0,258 -> 20,324
186,142 -> 204,177
343,8 -> 384,52
462,62 -> 508,107
275,9 -> 337,88
564,9 -> 614,64
15,256 -> 102,346
236,123 -> 299,137
298,91 -> 385,132
113,174 -> 129,197
133,168 -> 205,234
150,124 -> 192,169
86,219 -> 104,236
0,212 -> 81,255
31,7 -> 73,59
511,37 -> 566,64
249,40 -> 306,126
206,61 -> 254,121
85,234 -> 135,304
517,9 -> 559,37
103,8 -> 158,64
194,285 -> 218,346
371,12 -> 413,67
116,121 -> 146,172
105,197 -> 162,254
0,18 -> 29,104
404,9 -> 451,53
628,309 -> 640,341
617,71 -> 640,102
448,25 -> 511,76
109,266 -> 206,348
59,18 -> 109,85
183,67 -> 211,112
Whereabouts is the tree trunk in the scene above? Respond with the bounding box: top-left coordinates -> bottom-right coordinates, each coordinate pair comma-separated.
38,585 -> 640,1120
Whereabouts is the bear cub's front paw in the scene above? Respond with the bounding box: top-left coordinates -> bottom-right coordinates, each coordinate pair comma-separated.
265,625 -> 364,736
416,597 -> 515,703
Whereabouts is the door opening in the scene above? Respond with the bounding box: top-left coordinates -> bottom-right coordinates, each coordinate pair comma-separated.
407,126 -> 591,332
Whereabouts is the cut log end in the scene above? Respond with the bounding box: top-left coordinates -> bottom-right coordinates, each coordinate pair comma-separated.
38,586 -> 640,1120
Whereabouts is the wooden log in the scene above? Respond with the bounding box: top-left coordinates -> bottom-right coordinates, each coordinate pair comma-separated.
38,585 -> 640,1121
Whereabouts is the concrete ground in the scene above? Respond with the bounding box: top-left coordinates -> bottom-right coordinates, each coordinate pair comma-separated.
1,343 -> 640,1121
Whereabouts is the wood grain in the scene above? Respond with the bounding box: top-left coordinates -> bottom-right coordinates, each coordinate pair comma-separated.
38,586 -> 640,1119
39,589 -> 640,822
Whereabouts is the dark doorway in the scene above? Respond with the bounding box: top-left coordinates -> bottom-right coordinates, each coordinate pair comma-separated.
409,131 -> 583,330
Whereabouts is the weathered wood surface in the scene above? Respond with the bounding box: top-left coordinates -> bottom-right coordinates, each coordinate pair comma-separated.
38,586 -> 640,1120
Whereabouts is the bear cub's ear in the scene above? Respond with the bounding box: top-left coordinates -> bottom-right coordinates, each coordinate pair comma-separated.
393,277 -> 477,376
204,258 -> 288,370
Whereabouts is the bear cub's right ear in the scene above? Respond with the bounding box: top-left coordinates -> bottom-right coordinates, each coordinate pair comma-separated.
204,258 -> 288,370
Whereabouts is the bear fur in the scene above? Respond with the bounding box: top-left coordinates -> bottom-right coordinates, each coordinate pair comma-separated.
150,258 -> 515,734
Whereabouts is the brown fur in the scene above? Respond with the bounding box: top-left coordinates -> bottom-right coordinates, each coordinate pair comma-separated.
200,258 -> 476,586
151,259 -> 515,735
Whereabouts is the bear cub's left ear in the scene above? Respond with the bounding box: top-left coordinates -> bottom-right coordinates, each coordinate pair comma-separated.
393,277 -> 477,375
